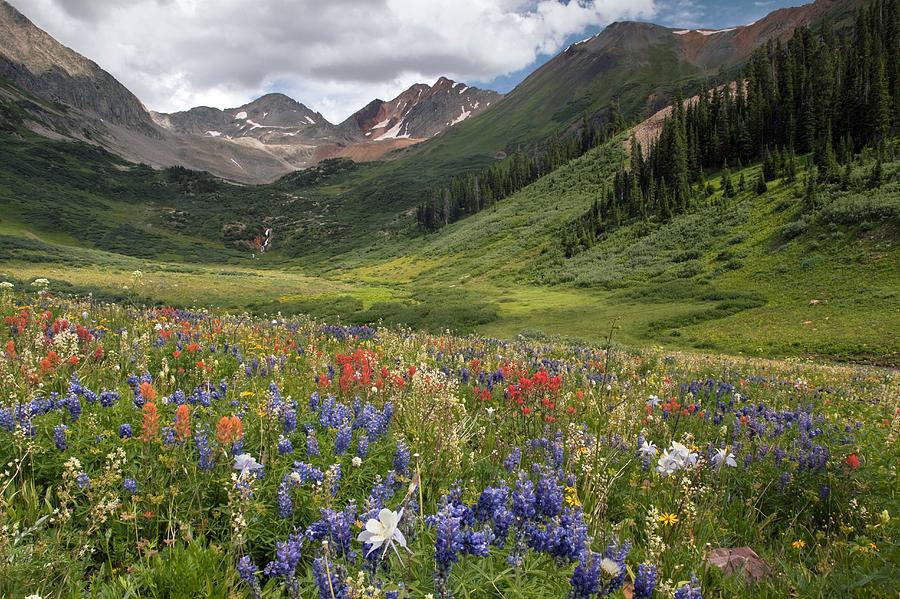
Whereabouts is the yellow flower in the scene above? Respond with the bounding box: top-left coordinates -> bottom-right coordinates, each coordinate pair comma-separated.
792,539 -> 806,549
564,486 -> 581,508
658,512 -> 679,526
239,391 -> 254,398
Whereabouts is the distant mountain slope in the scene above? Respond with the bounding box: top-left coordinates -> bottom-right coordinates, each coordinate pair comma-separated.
155,93 -> 333,141
0,0 -> 155,135
0,0 -> 500,179
376,0 -> 862,181
156,78 -> 501,168
0,0 -> 298,182
341,77 -> 500,140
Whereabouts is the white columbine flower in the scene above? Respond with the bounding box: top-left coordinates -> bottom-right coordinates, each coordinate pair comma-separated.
712,448 -> 737,470
639,440 -> 658,458
646,394 -> 660,408
357,508 -> 408,559
352,456 -> 363,467
233,453 -> 263,475
656,441 -> 698,477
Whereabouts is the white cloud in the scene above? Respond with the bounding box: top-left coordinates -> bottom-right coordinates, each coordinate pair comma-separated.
13,0 -> 658,122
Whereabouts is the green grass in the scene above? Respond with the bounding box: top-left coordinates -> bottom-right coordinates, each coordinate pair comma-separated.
0,116 -> 898,363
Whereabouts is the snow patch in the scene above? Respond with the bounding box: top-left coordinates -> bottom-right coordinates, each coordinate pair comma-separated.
565,33 -> 598,52
673,27 -> 736,36
305,116 -> 316,124
450,106 -> 471,126
372,117 -> 392,129
375,120 -> 411,140
458,85 -> 469,94
230,158 -> 243,169
234,111 -> 248,119
206,130 -> 222,137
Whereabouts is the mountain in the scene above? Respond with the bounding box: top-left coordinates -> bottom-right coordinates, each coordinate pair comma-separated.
0,0 -> 300,183
0,0 -> 500,180
154,93 -> 331,140
156,78 -> 500,168
0,0 -> 155,136
342,77 -> 500,140
152,93 -> 355,170
369,0 -> 863,185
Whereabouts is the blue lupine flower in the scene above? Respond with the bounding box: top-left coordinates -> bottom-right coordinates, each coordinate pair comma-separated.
512,478 -> 536,520
674,576 -> 703,599
195,431 -> 214,470
278,435 -> 294,455
633,563 -> 657,599
66,395 -> 82,422
76,472 -> 90,490
278,475 -> 294,518
99,390 -> 120,408
283,407 -> 297,435
0,407 -> 14,432
357,434 -> 369,458
393,439 -> 410,475
293,461 -> 325,485
503,447 -> 521,472
312,555 -> 348,599
569,549 -> 601,598
461,530 -> 490,557
237,555 -> 262,599
306,504 -> 357,559
328,463 -> 342,497
123,478 -> 137,494
535,470 -> 563,518
334,421 -> 352,455
433,505 -> 463,598
119,423 -> 133,439
264,532 -> 304,597
307,430 -> 320,457
53,424 -> 67,451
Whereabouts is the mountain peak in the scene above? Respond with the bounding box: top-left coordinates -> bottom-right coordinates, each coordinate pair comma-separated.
0,0 -> 156,133
343,77 -> 500,141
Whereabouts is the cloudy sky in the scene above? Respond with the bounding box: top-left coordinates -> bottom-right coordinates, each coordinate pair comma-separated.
13,0 -> 800,123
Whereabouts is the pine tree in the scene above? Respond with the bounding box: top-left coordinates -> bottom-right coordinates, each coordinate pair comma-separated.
721,168 -> 736,197
755,174 -> 768,195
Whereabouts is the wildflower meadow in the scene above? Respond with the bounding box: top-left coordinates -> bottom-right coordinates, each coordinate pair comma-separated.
0,287 -> 897,598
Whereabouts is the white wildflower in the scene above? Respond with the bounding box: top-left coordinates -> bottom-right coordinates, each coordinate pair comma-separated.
357,508 -> 408,559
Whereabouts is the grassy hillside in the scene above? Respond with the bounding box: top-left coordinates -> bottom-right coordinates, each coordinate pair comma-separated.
0,126 -> 900,364
1,115 -> 897,363
319,138 -> 900,363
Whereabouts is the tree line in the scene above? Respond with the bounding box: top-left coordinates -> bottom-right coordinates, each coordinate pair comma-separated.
415,106 -> 626,231
561,0 -> 900,256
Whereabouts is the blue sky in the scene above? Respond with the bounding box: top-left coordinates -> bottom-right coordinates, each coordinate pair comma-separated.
474,0 -> 803,94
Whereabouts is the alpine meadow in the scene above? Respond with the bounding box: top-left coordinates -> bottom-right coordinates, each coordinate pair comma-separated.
0,0 -> 898,598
